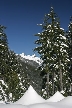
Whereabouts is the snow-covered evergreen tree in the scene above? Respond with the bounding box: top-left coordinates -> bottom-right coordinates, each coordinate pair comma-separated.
34,7 -> 59,98
0,24 -> 29,102
66,16 -> 72,95
3,50 -> 21,102
0,25 -> 9,76
53,22 -> 71,96
34,7 -> 70,99
3,50 -> 30,102
0,25 -> 9,101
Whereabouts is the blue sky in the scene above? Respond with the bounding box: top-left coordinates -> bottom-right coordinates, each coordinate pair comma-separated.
0,0 -> 72,56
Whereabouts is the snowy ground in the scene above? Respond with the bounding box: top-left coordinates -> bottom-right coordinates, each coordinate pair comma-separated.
0,85 -> 72,108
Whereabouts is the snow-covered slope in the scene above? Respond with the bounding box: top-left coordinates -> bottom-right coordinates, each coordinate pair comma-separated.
14,85 -> 45,105
46,91 -> 65,102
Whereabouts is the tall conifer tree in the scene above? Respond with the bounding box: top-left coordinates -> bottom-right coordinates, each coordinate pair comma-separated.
0,25 -> 9,101
34,7 -> 70,98
66,16 -> 72,95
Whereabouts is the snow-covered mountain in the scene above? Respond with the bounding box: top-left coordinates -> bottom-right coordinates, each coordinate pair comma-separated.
20,53 -> 42,65
16,53 -> 42,95
16,53 -> 42,67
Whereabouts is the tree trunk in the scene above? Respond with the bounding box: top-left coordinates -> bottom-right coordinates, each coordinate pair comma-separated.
60,60 -> 63,91
47,72 -> 49,98
52,72 -> 55,95
71,83 -> 72,96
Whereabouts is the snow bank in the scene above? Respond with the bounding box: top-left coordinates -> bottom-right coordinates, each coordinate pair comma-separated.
28,103 -> 56,108
28,102 -> 72,108
0,102 -> 72,108
46,91 -> 65,102
58,96 -> 72,106
0,104 -> 28,108
0,88 -> 72,108
0,101 -> 5,104
1,85 -> 72,108
14,85 -> 45,105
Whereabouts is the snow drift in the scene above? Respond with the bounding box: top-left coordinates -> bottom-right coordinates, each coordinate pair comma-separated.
58,96 -> 72,106
14,85 -> 45,105
46,91 -> 65,102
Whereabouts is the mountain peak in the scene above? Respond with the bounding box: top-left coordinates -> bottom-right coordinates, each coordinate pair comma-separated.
19,53 -> 42,65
